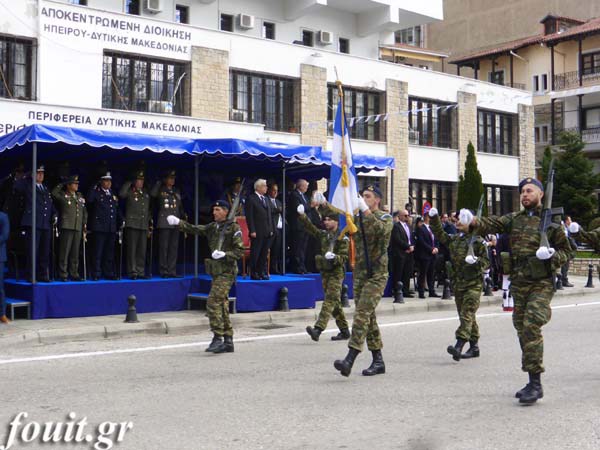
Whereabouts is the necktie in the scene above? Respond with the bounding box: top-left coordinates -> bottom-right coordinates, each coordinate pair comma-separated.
260,195 -> 266,207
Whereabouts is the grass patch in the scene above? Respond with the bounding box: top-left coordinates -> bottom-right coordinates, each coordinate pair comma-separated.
576,250 -> 600,259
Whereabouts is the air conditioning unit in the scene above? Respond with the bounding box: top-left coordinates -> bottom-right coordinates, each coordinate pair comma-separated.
148,100 -> 173,114
318,30 -> 333,45
231,110 -> 247,122
145,0 -> 162,13
239,14 -> 255,29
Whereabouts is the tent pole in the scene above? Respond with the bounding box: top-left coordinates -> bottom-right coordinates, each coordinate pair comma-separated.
390,168 -> 394,213
31,142 -> 37,285
194,155 -> 199,278
282,164 -> 286,275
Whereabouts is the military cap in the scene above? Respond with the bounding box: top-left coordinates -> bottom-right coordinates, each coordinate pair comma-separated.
135,171 -> 145,180
100,171 -> 112,180
212,200 -> 230,211
164,170 -> 176,178
66,175 -> 79,184
362,184 -> 382,198
322,211 -> 339,222
36,165 -> 45,173
232,177 -> 242,184
518,177 -> 544,192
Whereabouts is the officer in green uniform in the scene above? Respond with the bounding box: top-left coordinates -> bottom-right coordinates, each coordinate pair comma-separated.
52,175 -> 87,281
119,171 -> 151,280
167,200 -> 244,353
568,221 -> 600,250
151,170 -> 185,278
298,204 -> 350,342
334,185 -> 393,377
463,177 -> 571,404
429,206 -> 489,361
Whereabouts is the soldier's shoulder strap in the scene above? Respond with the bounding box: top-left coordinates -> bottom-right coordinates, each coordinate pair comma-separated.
376,211 -> 392,221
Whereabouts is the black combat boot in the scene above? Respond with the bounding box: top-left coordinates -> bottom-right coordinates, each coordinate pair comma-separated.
334,348 -> 360,377
306,326 -> 322,342
447,338 -> 467,361
362,350 -> 386,376
461,341 -> 480,359
517,372 -> 544,404
205,334 -> 225,353
223,335 -> 234,353
331,328 -> 351,341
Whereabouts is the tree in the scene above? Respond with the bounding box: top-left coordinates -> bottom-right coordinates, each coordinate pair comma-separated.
456,141 -> 486,215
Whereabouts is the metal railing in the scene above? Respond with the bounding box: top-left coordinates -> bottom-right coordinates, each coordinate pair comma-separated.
408,128 -> 454,149
558,126 -> 600,144
490,81 -> 526,90
554,70 -> 600,91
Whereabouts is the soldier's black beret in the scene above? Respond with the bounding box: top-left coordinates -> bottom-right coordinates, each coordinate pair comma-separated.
362,184 -> 382,198
212,200 -> 230,210
519,177 -> 544,192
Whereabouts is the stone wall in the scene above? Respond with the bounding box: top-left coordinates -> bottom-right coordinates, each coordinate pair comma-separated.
191,46 -> 229,121
457,91 -> 477,175
518,103 -> 536,179
386,79 -> 408,212
569,258 -> 600,277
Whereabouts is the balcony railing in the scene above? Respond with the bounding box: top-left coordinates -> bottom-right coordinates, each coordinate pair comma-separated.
490,81 -> 526,90
409,128 -> 454,149
554,70 -> 600,91
558,126 -> 600,144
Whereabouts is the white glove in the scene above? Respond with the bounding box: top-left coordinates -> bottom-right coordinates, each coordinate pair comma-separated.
357,195 -> 369,212
211,250 -> 226,260
297,204 -> 305,215
324,251 -> 336,260
465,255 -> 478,265
312,191 -> 326,205
459,208 -> 474,226
569,222 -> 580,234
536,247 -> 555,260
428,207 -> 438,217
167,215 -> 180,226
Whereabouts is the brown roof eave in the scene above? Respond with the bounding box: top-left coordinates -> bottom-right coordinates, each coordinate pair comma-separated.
544,28 -> 600,45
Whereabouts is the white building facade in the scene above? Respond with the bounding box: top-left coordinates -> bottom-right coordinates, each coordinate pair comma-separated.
0,0 -> 533,214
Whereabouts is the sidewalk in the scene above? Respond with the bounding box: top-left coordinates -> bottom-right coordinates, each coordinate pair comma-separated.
1,276 -> 597,347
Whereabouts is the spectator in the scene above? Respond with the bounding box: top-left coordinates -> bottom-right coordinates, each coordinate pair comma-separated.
390,209 -> 415,298
245,179 -> 274,280
288,179 -> 311,274
415,213 -> 440,298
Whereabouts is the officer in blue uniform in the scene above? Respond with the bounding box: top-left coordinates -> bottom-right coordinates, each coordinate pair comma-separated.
87,172 -> 121,280
14,165 -> 55,282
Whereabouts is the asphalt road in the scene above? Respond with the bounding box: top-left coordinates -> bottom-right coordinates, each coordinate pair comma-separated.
1,294 -> 600,450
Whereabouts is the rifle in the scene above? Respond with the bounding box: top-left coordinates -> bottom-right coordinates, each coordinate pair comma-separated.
217,178 -> 245,251
539,158 -> 564,248
358,210 -> 372,278
467,194 -> 485,260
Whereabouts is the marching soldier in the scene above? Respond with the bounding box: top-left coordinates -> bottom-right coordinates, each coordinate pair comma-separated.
568,221 -> 599,249
87,172 -> 120,280
166,200 -> 244,353
119,171 -> 151,280
462,177 -> 571,404
299,203 -> 350,342
14,165 -> 55,282
428,207 -> 489,361
334,185 -> 393,377
151,170 -> 185,278
52,175 -> 87,281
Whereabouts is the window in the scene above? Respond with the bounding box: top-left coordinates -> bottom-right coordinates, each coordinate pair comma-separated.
327,85 -> 385,141
478,110 -> 518,156
533,75 -> 539,92
69,0 -> 87,5
395,25 -> 423,47
485,185 -> 518,215
339,38 -> 349,54
582,51 -> 600,75
263,22 -> 275,40
535,127 -> 540,143
102,52 -> 189,115
533,74 -> 548,93
0,36 -> 35,100
220,14 -> 234,32
302,30 -> 314,47
542,125 -> 549,142
542,74 -> 548,90
175,5 -> 189,24
545,20 -> 557,35
229,70 -> 298,132
489,70 -> 504,86
125,0 -> 140,15
408,97 -> 456,149
584,107 -> 600,130
409,180 -> 456,216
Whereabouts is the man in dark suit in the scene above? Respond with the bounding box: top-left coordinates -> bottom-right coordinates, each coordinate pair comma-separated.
87,172 -> 120,280
415,212 -> 440,298
288,179 -> 310,274
390,209 -> 415,299
245,178 -> 274,280
14,165 -> 55,282
0,210 -> 9,323
267,183 -> 283,275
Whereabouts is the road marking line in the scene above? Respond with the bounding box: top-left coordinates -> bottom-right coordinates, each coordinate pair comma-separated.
1,300 -> 600,366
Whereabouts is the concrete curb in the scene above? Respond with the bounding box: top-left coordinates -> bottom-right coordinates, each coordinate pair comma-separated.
2,285 -> 597,347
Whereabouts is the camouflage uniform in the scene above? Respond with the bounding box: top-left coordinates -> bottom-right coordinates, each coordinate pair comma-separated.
348,210 -> 393,352
475,205 -> 571,373
431,214 -> 489,342
572,227 -> 600,250
299,213 -> 349,332
178,219 -> 244,337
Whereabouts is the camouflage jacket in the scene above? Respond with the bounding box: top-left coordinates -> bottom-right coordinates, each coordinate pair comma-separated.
573,227 -> 600,252
299,213 -> 349,272
178,219 -> 244,275
353,209 -> 393,277
430,214 -> 489,289
475,205 -> 571,282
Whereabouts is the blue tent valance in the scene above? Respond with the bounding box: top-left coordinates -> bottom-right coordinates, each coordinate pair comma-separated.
318,151 -> 395,171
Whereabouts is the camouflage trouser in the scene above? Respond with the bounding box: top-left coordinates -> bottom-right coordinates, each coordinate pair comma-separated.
315,270 -> 348,331
348,271 -> 388,352
454,285 -> 481,342
208,274 -> 235,337
511,278 -> 554,373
